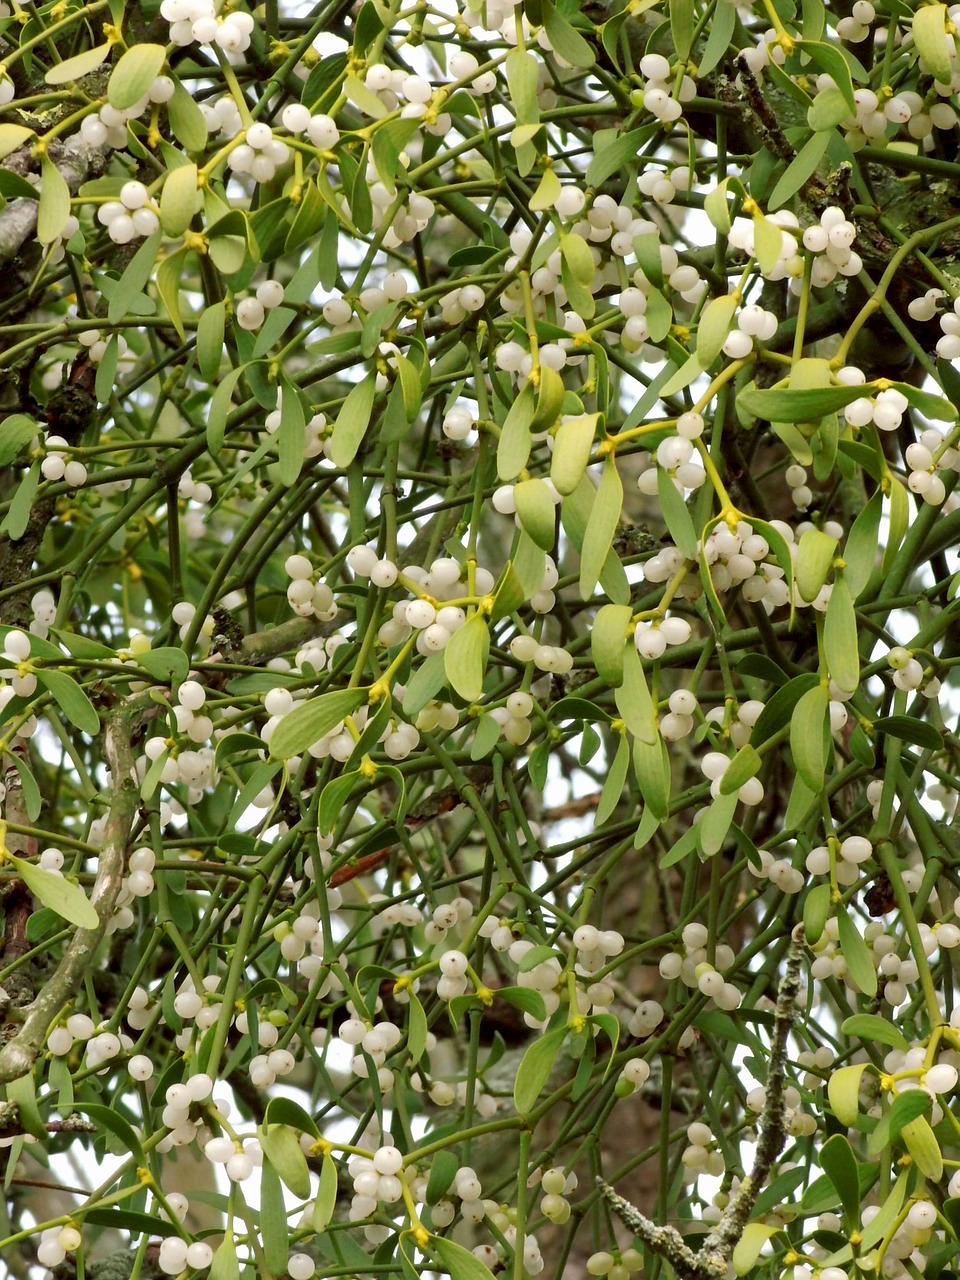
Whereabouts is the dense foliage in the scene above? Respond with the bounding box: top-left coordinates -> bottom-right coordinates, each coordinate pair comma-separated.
0,0 -> 960,1278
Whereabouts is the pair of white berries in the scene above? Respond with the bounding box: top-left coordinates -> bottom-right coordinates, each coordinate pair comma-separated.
235,278 -> 285,330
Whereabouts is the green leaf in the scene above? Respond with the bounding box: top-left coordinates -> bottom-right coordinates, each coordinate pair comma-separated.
770,129 -> 831,207
579,456 -> 622,599
836,905 -> 877,997
887,1090 -> 933,1141
514,1025 -> 566,1114
542,0 -> 595,66
371,118 -> 420,194
697,294 -> 739,368
432,1234 -> 505,1280
259,1122 -> 311,1198
559,232 -> 596,319
5,1071 -> 45,1140
914,3 -> 953,82
795,527 -> 837,602
797,40 -> 857,112
586,128 -> 650,188
426,1151 -> 459,1205
497,986 -> 547,1020
36,668 -> 99,734
531,365 -> 565,434
670,0 -> 695,58
210,1234 -> 239,1280
402,651 -> 447,716
269,688 -> 368,759
207,365 -> 248,456
719,744 -> 762,795
167,77 -> 208,149
656,467 -> 698,559
561,474 -> 630,605
0,125 -> 34,161
632,734 -> 670,820
790,683 -> 829,790
823,574 -> 859,693
828,1062 -> 867,1125
7,853 -> 98,930
513,478 -> 556,551
278,375 -> 307,487
37,155 -> 71,245
470,713 -> 501,760
591,604 -> 632,688
4,748 -> 41,821
705,178 -> 733,234
698,789 -> 738,856
595,733 -> 630,825
159,161 -> 197,236
498,381 -> 535,480
506,46 -> 540,123
551,413 -> 598,494
0,414 -> 38,466
261,1160 -> 289,1273
263,1096 -> 320,1138
733,1223 -> 780,1276
820,1134 -> 861,1227
738,381 -> 873,422
843,489 -> 881,599
615,646 -> 657,744
840,1014 -> 909,1051
661,825 -> 700,869
45,43 -> 111,85
406,990 -> 428,1065
318,769 -> 361,836
444,612 -> 489,703
902,1114 -> 942,1180
135,647 -> 189,683
197,302 -> 226,382
698,0 -> 737,74
804,881 -> 831,944
314,1154 -> 338,1230
754,214 -> 783,275
109,43 -> 166,109
108,228 -> 163,324
806,87 -> 851,132
751,672 -> 819,744
2,461 -> 40,540
872,716 -> 942,750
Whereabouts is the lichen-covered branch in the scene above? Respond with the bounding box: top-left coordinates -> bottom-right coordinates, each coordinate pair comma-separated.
0,136 -> 105,265
0,698 -> 143,1084
598,929 -> 806,1279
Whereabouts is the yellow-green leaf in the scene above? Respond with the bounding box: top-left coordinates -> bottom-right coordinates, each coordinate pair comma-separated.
37,155 -> 71,245
0,124 -> 34,160
790,683 -> 829,790
559,232 -> 596,319
8,853 -> 99,930
160,162 -> 198,236
733,1223 -> 780,1276
914,3 -> 953,82
579,456 -> 622,598
108,43 -> 166,110
828,1062 -> 867,1126
513,478 -> 556,551
697,294 -> 739,368
531,364 -> 566,432
45,43 -> 111,85
551,413 -> 598,494
754,214 -> 783,275
498,381 -> 535,480
823,573 -> 859,693
902,1114 -> 943,1179
443,612 -> 489,703
330,377 -> 376,468
592,604 -> 632,688
795,527 -> 838,602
